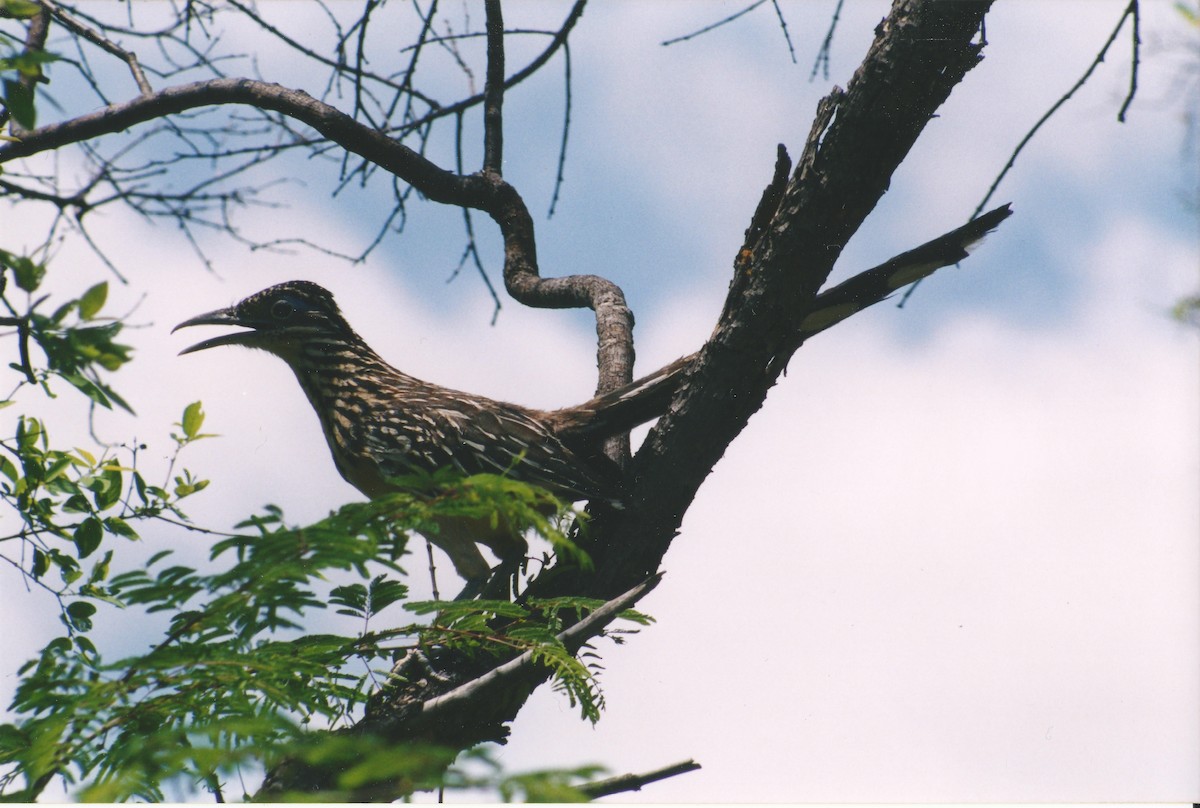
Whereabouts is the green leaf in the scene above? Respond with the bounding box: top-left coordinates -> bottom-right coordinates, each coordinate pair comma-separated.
78,282 -> 108,320
88,550 -> 113,584
59,372 -> 112,409
366,575 -> 408,615
31,548 -> 47,579
103,517 -> 138,539
2,77 -> 35,129
5,49 -> 57,78
73,517 -> 102,559
329,583 -> 367,618
181,401 -> 204,440
62,493 -> 92,513
0,723 -> 28,758
9,254 -> 44,293
92,465 -> 122,510
64,600 -> 96,632
0,0 -> 44,19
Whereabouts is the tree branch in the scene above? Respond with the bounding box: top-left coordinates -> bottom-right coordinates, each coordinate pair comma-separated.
0,73 -> 634,427
579,758 -> 702,799
553,202 -> 1012,442
344,6 -> 1006,788
596,0 -> 997,594
970,0 -> 1139,220
257,576 -> 661,798
482,0 -> 505,175
392,1 -> 588,139
38,0 -> 154,96
418,575 -> 658,722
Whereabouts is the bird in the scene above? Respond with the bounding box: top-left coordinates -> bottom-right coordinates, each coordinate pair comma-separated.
173,281 -> 682,588
171,205 -> 1010,590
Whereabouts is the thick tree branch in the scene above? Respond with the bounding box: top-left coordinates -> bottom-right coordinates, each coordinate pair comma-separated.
347,3 -> 1004,783
594,0 -> 998,595
482,0 -> 505,175
2,3 -> 1012,798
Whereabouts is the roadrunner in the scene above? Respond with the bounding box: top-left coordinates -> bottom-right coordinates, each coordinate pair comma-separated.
174,281 -> 682,584
172,208 -> 1010,587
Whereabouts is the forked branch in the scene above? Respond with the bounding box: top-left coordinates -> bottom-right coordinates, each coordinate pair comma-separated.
0,67 -> 634,426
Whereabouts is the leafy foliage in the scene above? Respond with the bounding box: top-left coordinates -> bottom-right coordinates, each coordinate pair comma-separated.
0,23 -> 646,798
2,473 -> 638,800
0,3 -> 55,132
1,253 -> 134,412
0,257 -> 643,800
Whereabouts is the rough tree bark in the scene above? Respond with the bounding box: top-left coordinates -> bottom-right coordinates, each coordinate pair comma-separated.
272,0 -> 1002,795
0,0 -> 1001,799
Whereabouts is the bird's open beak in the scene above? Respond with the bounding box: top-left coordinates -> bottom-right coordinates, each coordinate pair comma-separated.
173,307 -> 257,355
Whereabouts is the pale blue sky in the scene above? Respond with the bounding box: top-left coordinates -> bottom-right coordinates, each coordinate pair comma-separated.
1,1 -> 1197,802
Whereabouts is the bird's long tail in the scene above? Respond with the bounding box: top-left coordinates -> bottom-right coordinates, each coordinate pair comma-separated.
557,203 -> 1013,442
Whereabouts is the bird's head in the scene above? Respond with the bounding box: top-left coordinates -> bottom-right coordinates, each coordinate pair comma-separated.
174,281 -> 357,358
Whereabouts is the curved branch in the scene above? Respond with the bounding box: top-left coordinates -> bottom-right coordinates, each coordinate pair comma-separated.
0,70 -> 633,411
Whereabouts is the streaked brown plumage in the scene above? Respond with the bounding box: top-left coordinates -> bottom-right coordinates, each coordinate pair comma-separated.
173,281 -> 682,583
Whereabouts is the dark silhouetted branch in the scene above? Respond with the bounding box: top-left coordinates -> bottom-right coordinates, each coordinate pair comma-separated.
580,758 -> 702,799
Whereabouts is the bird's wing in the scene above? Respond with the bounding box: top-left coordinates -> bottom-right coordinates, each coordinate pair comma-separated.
358,396 -> 618,502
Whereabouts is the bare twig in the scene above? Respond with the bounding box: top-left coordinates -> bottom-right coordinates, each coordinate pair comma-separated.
661,1 -> 793,61
39,0 -> 154,95
546,41 -> 573,218
426,539 -> 441,602
396,2 -> 588,146
971,0 -> 1139,220
0,315 -> 38,384
894,1 -> 1138,308
221,0 -> 441,107
579,758 -> 701,799
451,109 -> 503,321
769,0 -> 797,64
810,0 -> 846,81
1118,0 -> 1140,122
418,575 -> 660,719
661,1 -> 767,47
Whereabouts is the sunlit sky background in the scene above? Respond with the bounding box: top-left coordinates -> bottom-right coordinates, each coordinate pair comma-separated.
1,1 -> 1197,802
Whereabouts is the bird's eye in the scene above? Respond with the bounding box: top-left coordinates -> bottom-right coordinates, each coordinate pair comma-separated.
271,299 -> 294,320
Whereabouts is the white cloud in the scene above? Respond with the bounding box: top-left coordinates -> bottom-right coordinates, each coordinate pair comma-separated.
492,210 -> 1199,801
1,0 -> 1197,801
